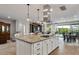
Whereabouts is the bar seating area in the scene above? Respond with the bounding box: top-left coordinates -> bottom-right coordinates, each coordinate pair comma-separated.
63,32 -> 79,42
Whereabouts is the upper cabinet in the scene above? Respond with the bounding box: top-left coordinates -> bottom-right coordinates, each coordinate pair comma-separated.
42,5 -> 54,34
43,5 -> 52,23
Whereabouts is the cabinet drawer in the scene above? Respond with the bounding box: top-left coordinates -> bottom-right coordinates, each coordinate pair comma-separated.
33,41 -> 43,55
36,53 -> 41,55
34,41 -> 42,49
35,50 -> 42,55
33,47 -> 42,55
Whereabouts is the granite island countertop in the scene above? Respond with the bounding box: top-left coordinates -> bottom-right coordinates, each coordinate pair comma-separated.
15,34 -> 50,44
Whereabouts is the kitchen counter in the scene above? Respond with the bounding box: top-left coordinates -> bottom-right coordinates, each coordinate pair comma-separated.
15,34 -> 53,44
16,34 -> 59,55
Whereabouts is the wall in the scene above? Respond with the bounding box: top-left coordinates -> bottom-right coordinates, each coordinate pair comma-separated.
16,19 -> 30,35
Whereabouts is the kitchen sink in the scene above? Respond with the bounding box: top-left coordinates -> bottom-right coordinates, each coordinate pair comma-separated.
41,35 -> 49,38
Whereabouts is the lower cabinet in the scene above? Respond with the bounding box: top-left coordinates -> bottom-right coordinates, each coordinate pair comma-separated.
47,39 -> 52,54
50,39 -> 53,52
42,39 -> 53,55
16,40 -> 43,55
16,35 -> 59,55
16,40 -> 31,55
42,40 -> 48,55
33,41 -> 43,55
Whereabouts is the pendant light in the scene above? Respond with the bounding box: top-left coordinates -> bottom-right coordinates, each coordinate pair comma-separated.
37,9 -> 40,23
27,4 -> 30,21
37,9 -> 39,20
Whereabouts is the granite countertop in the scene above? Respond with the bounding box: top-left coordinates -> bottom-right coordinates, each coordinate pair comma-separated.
16,34 -> 48,44
16,34 -> 56,44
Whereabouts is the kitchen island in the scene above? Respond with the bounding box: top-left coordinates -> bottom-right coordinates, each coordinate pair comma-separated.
16,34 -> 59,55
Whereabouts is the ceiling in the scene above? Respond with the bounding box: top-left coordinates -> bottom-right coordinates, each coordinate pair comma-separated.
50,4 -> 79,23
0,4 -> 79,23
0,4 -> 43,21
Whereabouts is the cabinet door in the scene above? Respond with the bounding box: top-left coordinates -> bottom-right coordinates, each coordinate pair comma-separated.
42,40 -> 48,55
16,40 -> 25,55
43,39 -> 53,55
50,39 -> 53,52
47,39 -> 51,54
53,37 -> 56,50
52,36 -> 59,50
16,40 -> 31,55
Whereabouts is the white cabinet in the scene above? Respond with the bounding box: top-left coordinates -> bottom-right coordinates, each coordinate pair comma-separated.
52,37 -> 56,50
33,41 -> 43,55
50,38 -> 53,52
43,39 -> 52,54
16,40 -> 31,55
52,35 -> 59,50
47,39 -> 52,54
42,40 -> 48,55
42,37 -> 55,55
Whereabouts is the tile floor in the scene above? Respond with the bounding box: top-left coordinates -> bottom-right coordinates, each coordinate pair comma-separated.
0,40 -> 16,55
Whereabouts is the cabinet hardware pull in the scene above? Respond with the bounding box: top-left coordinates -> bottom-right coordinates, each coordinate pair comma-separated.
37,53 -> 40,55
37,44 -> 40,45
37,48 -> 40,50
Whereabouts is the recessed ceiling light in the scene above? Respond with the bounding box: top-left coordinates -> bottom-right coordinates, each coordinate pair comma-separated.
47,12 -> 51,14
8,16 -> 11,18
50,8 -> 53,11
26,18 -> 30,21
43,9 -> 48,11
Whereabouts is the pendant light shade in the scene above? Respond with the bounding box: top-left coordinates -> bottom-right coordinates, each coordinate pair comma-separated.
37,9 -> 41,23
37,9 -> 39,21
26,4 -> 30,21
